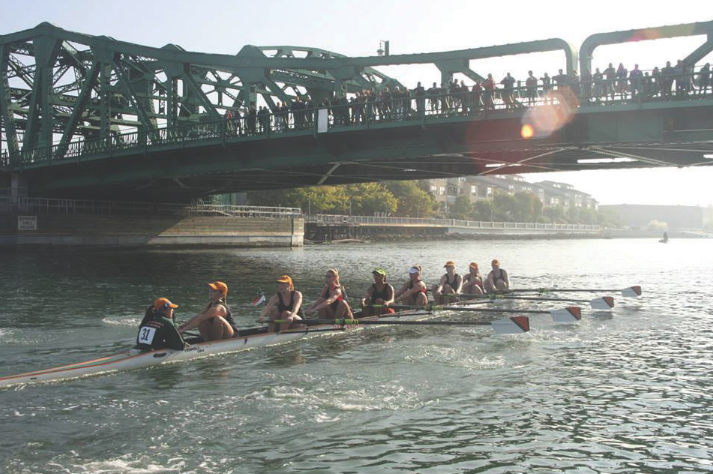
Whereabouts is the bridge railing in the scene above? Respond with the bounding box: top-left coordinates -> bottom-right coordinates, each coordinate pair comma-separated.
0,196 -> 301,218
306,213 -> 600,231
9,66 -> 712,169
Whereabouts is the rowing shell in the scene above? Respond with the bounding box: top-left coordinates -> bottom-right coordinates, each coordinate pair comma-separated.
0,311 -> 529,388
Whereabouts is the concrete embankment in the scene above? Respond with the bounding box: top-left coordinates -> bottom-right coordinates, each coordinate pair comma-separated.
0,212 -> 303,250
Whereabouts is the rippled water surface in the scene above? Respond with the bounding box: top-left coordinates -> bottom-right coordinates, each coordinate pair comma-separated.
1,238 -> 712,473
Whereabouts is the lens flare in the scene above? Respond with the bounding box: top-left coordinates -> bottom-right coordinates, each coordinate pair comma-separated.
521,90 -> 579,138
520,124 -> 535,139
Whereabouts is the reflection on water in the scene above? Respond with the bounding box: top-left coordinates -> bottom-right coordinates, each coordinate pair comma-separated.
1,239 -> 713,473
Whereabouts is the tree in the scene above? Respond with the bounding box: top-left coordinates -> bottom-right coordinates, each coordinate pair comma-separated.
385,181 -> 436,217
345,183 -> 398,215
473,200 -> 493,221
492,192 -> 517,221
544,205 -> 566,223
451,195 -> 474,220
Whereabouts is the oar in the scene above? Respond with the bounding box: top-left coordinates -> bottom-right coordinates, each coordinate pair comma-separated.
502,286 -> 641,298
457,293 -> 615,310
278,317 -> 531,334
372,304 -> 581,323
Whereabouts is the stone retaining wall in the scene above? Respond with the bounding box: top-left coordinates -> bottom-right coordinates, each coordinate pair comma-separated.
0,213 -> 303,249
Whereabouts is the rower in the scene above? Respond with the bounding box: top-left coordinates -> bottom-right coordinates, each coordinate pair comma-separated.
462,262 -> 485,296
305,268 -> 354,320
136,298 -> 188,352
258,275 -> 304,332
432,260 -> 462,304
394,265 -> 429,306
178,281 -> 238,341
485,259 -> 510,293
361,268 -> 395,317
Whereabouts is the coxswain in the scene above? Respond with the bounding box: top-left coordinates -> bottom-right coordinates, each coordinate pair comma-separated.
178,281 -> 238,341
258,275 -> 304,332
393,265 -> 429,306
136,298 -> 188,352
432,261 -> 462,304
305,268 -> 354,320
485,259 -> 510,293
361,268 -> 395,317
462,262 -> 485,296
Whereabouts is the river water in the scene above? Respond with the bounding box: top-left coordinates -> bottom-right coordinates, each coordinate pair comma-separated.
1,238 -> 712,473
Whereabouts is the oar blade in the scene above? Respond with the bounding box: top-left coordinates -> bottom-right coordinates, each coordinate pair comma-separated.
492,316 -> 530,334
590,296 -> 615,310
621,286 -> 642,298
550,306 -> 581,323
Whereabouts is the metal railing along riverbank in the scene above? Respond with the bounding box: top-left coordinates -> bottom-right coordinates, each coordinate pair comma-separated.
307,214 -> 600,232
0,196 -> 301,219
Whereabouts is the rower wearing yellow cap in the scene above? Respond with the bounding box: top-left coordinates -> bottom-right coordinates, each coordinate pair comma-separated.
258,275 -> 304,332
178,281 -> 238,341
432,261 -> 463,304
485,259 -> 510,293
136,298 -> 188,352
361,268 -> 395,317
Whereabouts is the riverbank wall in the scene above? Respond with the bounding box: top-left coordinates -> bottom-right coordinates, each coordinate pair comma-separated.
0,199 -> 303,250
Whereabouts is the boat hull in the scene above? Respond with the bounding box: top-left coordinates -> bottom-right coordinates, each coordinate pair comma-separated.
0,314 -> 419,387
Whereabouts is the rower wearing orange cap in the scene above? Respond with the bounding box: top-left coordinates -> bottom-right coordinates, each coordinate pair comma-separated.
136,298 -> 188,352
394,265 -> 429,306
361,268 -> 395,317
432,261 -> 463,304
305,268 -> 354,320
462,262 -> 485,296
485,259 -> 510,293
258,275 -> 304,332
178,281 -> 238,341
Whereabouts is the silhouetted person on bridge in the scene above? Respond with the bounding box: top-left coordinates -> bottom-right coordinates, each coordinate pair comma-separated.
482,74 -> 495,110
540,72 -> 552,104
500,73 -> 516,110
526,71 -> 538,106
697,63 -> 711,97
604,63 -> 616,100
661,61 -> 674,99
616,63 -> 628,99
414,81 -> 425,116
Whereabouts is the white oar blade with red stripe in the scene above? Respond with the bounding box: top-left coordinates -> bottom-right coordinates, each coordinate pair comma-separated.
590,296 -> 615,310
550,306 -> 582,323
622,286 -> 642,298
492,316 -> 530,334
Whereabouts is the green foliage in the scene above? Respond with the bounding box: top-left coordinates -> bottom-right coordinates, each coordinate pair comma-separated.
384,181 -> 435,217
345,183 -> 398,215
473,200 -> 493,221
543,205 -> 566,223
492,192 -> 517,221
451,195 -> 474,220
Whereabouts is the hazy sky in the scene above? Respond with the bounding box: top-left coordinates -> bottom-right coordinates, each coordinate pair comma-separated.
2,0 -> 712,206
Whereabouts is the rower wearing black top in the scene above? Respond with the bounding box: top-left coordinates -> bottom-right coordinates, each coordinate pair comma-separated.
361,268 -> 395,317
433,260 -> 463,304
394,265 -> 429,306
305,268 -> 353,320
462,262 -> 485,296
485,259 -> 511,293
178,281 -> 237,341
136,298 -> 188,352
258,275 -> 304,332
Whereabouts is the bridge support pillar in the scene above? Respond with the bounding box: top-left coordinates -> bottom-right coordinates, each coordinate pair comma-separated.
11,173 -> 27,199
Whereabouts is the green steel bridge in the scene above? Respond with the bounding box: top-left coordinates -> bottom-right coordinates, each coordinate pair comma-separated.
1,21 -> 712,202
